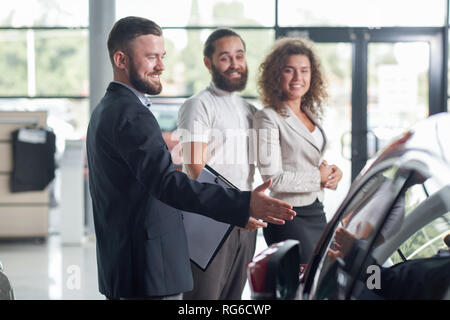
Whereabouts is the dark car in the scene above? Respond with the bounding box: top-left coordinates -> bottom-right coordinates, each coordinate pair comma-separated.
150,100 -> 183,170
248,112 -> 450,300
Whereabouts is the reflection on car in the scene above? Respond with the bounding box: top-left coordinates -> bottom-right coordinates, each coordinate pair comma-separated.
248,112 -> 450,300
0,261 -> 14,300
150,101 -> 183,170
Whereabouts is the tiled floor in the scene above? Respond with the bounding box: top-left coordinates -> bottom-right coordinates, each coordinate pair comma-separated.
0,205 -> 102,300
0,234 -> 103,300
0,227 -> 267,300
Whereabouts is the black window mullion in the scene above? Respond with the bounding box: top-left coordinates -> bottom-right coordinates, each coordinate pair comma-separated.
429,30 -> 447,114
351,31 -> 368,182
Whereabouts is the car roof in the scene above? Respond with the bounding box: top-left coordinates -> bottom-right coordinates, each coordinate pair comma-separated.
356,112 -> 450,184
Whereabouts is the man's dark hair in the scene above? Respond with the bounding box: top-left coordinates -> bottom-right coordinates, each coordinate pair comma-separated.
107,16 -> 162,67
203,28 -> 246,59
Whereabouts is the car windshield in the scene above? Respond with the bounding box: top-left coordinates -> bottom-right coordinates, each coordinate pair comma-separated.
309,151 -> 450,300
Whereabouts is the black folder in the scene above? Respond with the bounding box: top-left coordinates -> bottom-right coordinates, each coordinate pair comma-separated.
181,165 -> 239,271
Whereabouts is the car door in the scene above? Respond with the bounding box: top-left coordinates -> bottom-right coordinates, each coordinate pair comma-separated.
302,161 -> 414,300
303,149 -> 450,300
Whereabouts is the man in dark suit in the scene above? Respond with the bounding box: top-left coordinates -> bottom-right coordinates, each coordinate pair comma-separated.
86,16 -> 296,300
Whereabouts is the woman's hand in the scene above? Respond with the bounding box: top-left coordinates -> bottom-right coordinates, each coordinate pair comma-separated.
238,217 -> 267,232
325,164 -> 342,190
319,161 -> 333,188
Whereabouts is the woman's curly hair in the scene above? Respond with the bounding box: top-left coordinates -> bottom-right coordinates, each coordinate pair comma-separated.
258,37 -> 327,119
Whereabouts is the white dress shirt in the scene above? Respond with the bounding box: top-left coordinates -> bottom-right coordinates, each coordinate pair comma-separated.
177,82 -> 257,191
311,125 -> 324,151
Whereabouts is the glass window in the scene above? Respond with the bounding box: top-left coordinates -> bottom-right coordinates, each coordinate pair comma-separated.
0,30 -> 89,97
161,29 -> 274,97
160,29 -> 210,96
313,167 -> 405,300
314,43 -> 353,217
0,0 -> 88,27
448,35 -> 450,97
367,42 -> 429,157
35,30 -> 89,96
0,98 -> 89,143
239,29 -> 275,96
116,0 -> 275,27
278,0 -> 446,27
0,30 -> 28,96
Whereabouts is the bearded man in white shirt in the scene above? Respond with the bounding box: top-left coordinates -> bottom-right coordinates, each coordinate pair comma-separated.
177,29 -> 260,300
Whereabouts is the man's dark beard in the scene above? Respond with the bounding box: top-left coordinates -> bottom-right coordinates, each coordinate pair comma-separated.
128,56 -> 162,95
211,63 -> 248,92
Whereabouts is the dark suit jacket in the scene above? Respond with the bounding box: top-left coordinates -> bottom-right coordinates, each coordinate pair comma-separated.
86,82 -> 251,298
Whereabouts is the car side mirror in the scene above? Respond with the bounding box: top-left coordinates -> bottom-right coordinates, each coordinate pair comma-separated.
248,240 -> 301,300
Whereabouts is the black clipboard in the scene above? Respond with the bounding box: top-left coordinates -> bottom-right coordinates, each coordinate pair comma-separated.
181,165 -> 239,271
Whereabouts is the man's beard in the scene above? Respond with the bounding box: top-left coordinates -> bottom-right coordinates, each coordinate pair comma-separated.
211,63 -> 248,92
128,57 -> 162,95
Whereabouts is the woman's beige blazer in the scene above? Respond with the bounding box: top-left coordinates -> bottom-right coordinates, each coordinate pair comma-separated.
253,106 -> 327,207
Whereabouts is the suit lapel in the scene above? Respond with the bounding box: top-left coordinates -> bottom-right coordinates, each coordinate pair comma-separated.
304,107 -> 327,153
283,106 -> 321,151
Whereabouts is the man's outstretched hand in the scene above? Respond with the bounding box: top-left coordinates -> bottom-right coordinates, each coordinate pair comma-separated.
249,179 -> 296,225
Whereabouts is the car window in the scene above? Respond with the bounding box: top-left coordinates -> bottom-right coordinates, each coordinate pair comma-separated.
311,165 -> 408,299
388,178 -> 450,264
391,212 -> 450,262
304,115 -> 450,300
310,153 -> 450,300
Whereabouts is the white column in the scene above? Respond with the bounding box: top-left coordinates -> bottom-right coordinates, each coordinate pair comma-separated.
89,0 -> 116,113
86,1 -> 116,237
60,140 -> 85,245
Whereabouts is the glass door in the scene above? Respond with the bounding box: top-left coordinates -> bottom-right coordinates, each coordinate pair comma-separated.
314,43 -> 352,219
350,28 -> 446,180
280,27 -> 446,212
367,42 -> 430,158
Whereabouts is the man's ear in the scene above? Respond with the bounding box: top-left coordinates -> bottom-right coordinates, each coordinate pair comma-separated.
204,56 -> 212,72
113,51 -> 128,70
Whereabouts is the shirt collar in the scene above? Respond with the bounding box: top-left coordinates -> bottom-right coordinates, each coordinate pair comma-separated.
112,81 -> 152,108
208,82 -> 236,97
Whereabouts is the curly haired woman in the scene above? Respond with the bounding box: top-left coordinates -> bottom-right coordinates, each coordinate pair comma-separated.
253,38 -> 342,263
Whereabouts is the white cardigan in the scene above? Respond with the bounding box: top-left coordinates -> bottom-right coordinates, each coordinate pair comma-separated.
252,106 -> 327,207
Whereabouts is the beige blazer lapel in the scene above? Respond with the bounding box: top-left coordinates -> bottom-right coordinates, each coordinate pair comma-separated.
283,106 -> 324,152
303,107 -> 327,153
